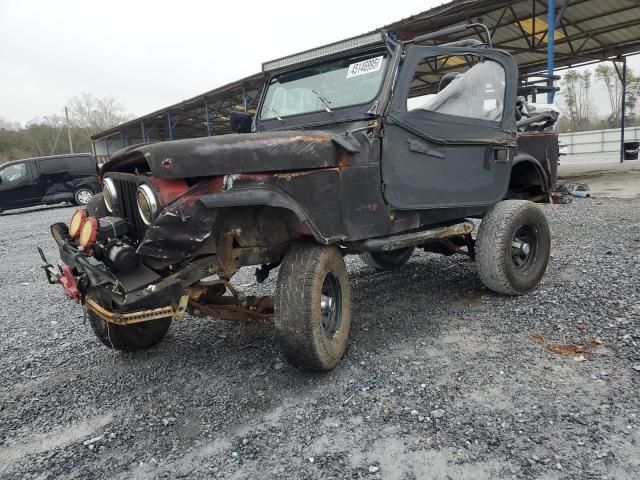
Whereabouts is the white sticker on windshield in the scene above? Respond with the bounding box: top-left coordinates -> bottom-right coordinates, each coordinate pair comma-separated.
346,56 -> 384,78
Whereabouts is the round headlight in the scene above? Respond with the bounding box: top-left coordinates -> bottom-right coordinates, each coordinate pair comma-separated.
79,216 -> 99,248
68,208 -> 87,239
102,177 -> 117,213
137,184 -> 159,225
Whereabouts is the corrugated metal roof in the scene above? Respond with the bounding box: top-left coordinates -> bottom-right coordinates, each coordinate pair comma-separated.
94,0 -> 640,142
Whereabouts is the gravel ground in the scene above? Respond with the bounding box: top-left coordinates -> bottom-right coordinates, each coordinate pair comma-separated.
1,198 -> 639,480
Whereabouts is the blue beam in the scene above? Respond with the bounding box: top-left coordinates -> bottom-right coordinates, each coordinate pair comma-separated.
204,101 -> 211,136
242,87 -> 248,112
547,0 -> 556,103
167,112 -> 173,140
105,138 -> 110,158
120,131 -> 125,148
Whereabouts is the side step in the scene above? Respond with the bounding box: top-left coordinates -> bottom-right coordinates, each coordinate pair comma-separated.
355,221 -> 475,252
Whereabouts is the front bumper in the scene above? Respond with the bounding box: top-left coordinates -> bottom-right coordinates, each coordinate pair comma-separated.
42,222 -> 185,314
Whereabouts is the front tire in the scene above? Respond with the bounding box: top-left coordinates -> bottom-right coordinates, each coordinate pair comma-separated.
275,243 -> 352,370
87,308 -> 171,351
360,247 -> 414,271
476,200 -> 550,295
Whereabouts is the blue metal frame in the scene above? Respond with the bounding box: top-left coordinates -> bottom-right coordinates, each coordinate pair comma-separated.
546,0 -> 555,104
167,112 -> 174,140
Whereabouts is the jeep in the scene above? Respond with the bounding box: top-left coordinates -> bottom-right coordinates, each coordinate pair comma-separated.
41,25 -> 554,370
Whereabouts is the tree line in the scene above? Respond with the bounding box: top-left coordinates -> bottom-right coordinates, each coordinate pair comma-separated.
0,94 -> 131,164
557,64 -> 640,133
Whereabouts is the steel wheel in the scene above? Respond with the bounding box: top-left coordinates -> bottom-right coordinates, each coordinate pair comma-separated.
75,188 -> 94,206
321,272 -> 343,338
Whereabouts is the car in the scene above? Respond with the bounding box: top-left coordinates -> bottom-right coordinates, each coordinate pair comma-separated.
41,25 -> 554,370
0,153 -> 99,213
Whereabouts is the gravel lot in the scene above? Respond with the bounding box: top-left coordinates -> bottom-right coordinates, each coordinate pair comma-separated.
1,198 -> 639,480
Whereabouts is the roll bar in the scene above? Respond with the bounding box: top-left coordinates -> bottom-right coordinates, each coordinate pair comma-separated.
407,23 -> 492,48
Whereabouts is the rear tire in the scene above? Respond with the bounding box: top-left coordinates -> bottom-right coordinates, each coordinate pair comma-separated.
87,308 -> 171,351
360,247 -> 414,271
275,243 -> 351,370
476,200 -> 550,295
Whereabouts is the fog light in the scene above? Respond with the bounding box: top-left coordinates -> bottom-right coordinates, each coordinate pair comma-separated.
79,216 -> 99,248
68,208 -> 87,239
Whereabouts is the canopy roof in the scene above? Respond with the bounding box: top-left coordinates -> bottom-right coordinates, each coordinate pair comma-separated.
93,0 -> 640,143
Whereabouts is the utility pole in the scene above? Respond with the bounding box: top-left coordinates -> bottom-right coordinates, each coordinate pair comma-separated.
65,106 -> 74,154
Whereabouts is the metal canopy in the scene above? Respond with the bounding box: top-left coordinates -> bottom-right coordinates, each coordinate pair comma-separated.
93,0 -> 640,161
385,0 -> 640,75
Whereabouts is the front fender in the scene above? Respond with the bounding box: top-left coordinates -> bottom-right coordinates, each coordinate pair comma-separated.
198,186 -> 329,243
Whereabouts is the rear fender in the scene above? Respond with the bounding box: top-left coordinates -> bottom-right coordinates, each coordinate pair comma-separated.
508,154 -> 549,197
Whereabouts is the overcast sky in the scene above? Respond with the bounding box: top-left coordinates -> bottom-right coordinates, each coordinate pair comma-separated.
1,0 -> 638,125
0,0 -> 441,124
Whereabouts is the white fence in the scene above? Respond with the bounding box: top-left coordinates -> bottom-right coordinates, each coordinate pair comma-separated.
559,126 -> 640,155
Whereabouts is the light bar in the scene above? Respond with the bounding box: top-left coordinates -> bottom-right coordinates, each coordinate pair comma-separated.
262,31 -> 385,72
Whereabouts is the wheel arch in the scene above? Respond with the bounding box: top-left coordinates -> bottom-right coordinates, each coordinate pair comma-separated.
507,154 -> 549,200
198,187 -> 332,244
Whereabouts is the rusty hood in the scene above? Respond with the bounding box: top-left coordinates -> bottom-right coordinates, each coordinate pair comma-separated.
102,130 -> 343,179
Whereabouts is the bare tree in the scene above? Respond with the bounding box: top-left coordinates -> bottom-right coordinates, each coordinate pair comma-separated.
559,69 -> 596,132
25,115 -> 66,156
67,93 -> 131,137
595,64 -> 640,127
0,116 -> 21,131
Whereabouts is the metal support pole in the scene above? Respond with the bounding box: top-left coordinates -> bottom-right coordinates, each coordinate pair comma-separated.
167,112 -> 173,140
64,106 -> 74,154
547,0 -> 556,104
621,57 -> 627,163
141,121 -> 146,143
242,87 -> 248,112
120,131 -> 125,149
204,101 -> 211,136
105,138 -> 110,158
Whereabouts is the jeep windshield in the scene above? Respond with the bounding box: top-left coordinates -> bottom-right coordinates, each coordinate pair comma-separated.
260,52 -> 389,120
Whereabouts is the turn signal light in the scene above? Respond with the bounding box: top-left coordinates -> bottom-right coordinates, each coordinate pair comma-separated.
68,209 -> 87,239
79,216 -> 99,248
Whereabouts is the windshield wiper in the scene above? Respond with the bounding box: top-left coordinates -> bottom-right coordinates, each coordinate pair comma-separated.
262,105 -> 283,121
311,89 -> 333,113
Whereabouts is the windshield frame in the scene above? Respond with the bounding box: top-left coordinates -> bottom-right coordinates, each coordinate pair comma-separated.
255,46 -> 394,131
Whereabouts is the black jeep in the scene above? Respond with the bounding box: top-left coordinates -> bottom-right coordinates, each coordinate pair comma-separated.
41,26 -> 554,370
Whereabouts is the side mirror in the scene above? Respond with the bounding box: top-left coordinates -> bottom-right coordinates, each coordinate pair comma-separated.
230,111 -> 253,134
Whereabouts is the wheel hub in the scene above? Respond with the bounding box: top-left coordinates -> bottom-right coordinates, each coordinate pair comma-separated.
511,225 -> 537,270
77,190 -> 93,204
321,272 -> 342,337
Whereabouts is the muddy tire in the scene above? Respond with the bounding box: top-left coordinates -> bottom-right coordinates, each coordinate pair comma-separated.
87,309 -> 171,351
74,187 -> 94,206
275,243 -> 351,370
360,247 -> 414,271
476,200 -> 550,295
